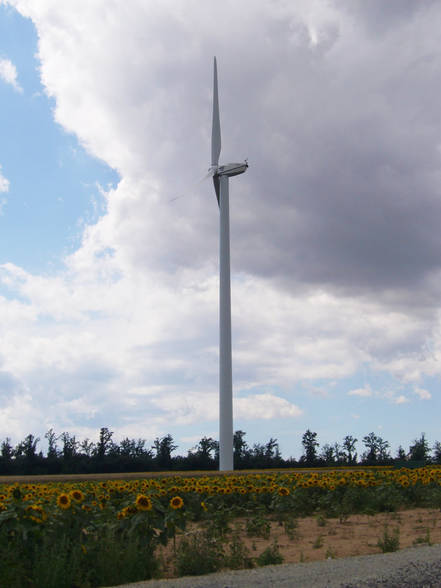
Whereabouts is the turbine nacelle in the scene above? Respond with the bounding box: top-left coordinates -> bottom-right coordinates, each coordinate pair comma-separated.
210,162 -> 248,205
218,162 -> 248,177
208,161 -> 248,178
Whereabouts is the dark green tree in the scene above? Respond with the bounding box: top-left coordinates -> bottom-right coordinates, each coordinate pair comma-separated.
233,430 -> 249,467
301,429 -> 319,465
15,434 -> 39,459
80,438 -> 95,457
362,432 -> 390,464
45,428 -> 59,459
196,436 -> 217,463
408,433 -> 431,462
152,434 -> 177,469
60,432 -> 79,460
396,445 -> 407,461
96,427 -> 114,458
265,438 -> 282,464
0,438 -> 14,474
0,438 -> 13,461
433,441 -> 441,464
342,435 -> 358,464
320,443 -> 335,465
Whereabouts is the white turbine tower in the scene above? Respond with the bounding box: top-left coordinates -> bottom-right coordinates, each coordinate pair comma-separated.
210,57 -> 248,471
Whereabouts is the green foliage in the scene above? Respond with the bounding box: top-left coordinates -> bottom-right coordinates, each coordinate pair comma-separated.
301,429 -> 319,465
175,531 -> 224,576
4,426 -> 441,475
225,529 -> 254,570
377,525 -> 400,553
0,515 -> 159,587
409,433 -> 431,462
413,528 -> 432,546
325,546 -> 336,559
204,505 -> 233,539
246,513 -> 271,539
283,515 -> 299,540
256,541 -> 284,566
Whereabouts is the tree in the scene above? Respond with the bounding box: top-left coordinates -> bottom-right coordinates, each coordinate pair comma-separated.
301,430 -> 319,465
333,442 -> 344,464
1,438 -> 13,460
377,437 -> 391,463
362,432 -> 378,463
342,435 -> 358,465
362,432 -> 390,464
251,443 -> 265,465
0,438 -> 14,474
196,437 -> 217,461
152,434 -> 177,469
408,433 -> 431,462
96,427 -> 114,458
433,441 -> 441,464
233,430 -> 249,467
396,445 -> 407,461
60,432 -> 79,460
120,437 -> 148,458
264,438 -> 281,464
15,434 -> 40,459
320,443 -> 336,465
45,428 -> 59,459
80,438 -> 95,457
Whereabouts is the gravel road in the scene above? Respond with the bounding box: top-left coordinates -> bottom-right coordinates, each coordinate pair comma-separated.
106,544 -> 441,587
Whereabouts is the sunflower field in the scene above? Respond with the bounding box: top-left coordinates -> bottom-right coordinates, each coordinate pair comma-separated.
1,466 -> 441,587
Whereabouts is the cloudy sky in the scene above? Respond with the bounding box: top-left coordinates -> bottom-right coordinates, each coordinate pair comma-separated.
1,0 -> 441,460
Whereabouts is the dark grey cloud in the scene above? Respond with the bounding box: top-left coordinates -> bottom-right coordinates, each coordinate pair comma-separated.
28,1 -> 441,309
337,0 -> 438,36
218,3 -> 441,304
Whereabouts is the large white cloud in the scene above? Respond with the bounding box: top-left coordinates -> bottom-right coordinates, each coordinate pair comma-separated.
2,0 -> 441,449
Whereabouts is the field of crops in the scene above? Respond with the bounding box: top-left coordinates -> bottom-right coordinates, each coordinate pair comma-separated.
1,466 -> 441,587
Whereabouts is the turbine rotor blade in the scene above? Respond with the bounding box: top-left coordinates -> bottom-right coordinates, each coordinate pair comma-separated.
213,175 -> 220,207
211,57 -> 221,167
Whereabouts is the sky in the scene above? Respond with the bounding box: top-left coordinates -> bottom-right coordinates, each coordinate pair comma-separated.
1,0 -> 441,460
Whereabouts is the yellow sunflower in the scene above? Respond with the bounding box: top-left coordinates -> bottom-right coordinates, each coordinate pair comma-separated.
56,493 -> 71,510
170,496 -> 184,510
69,489 -> 85,503
278,486 -> 290,496
26,504 -> 47,523
135,494 -> 153,511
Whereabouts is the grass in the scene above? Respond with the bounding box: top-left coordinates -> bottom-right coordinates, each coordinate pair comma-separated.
256,541 -> 284,566
377,525 -> 400,553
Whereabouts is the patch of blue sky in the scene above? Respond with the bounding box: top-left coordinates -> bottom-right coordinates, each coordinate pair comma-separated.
0,5 -> 119,274
231,367 -> 439,458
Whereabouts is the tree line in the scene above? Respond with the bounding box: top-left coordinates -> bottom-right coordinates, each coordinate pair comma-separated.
0,427 -> 440,476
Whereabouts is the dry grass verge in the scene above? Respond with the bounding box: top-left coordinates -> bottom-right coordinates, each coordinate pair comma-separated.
157,507 -> 441,577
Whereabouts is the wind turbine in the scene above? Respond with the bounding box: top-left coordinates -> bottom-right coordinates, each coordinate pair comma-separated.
209,57 -> 248,471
